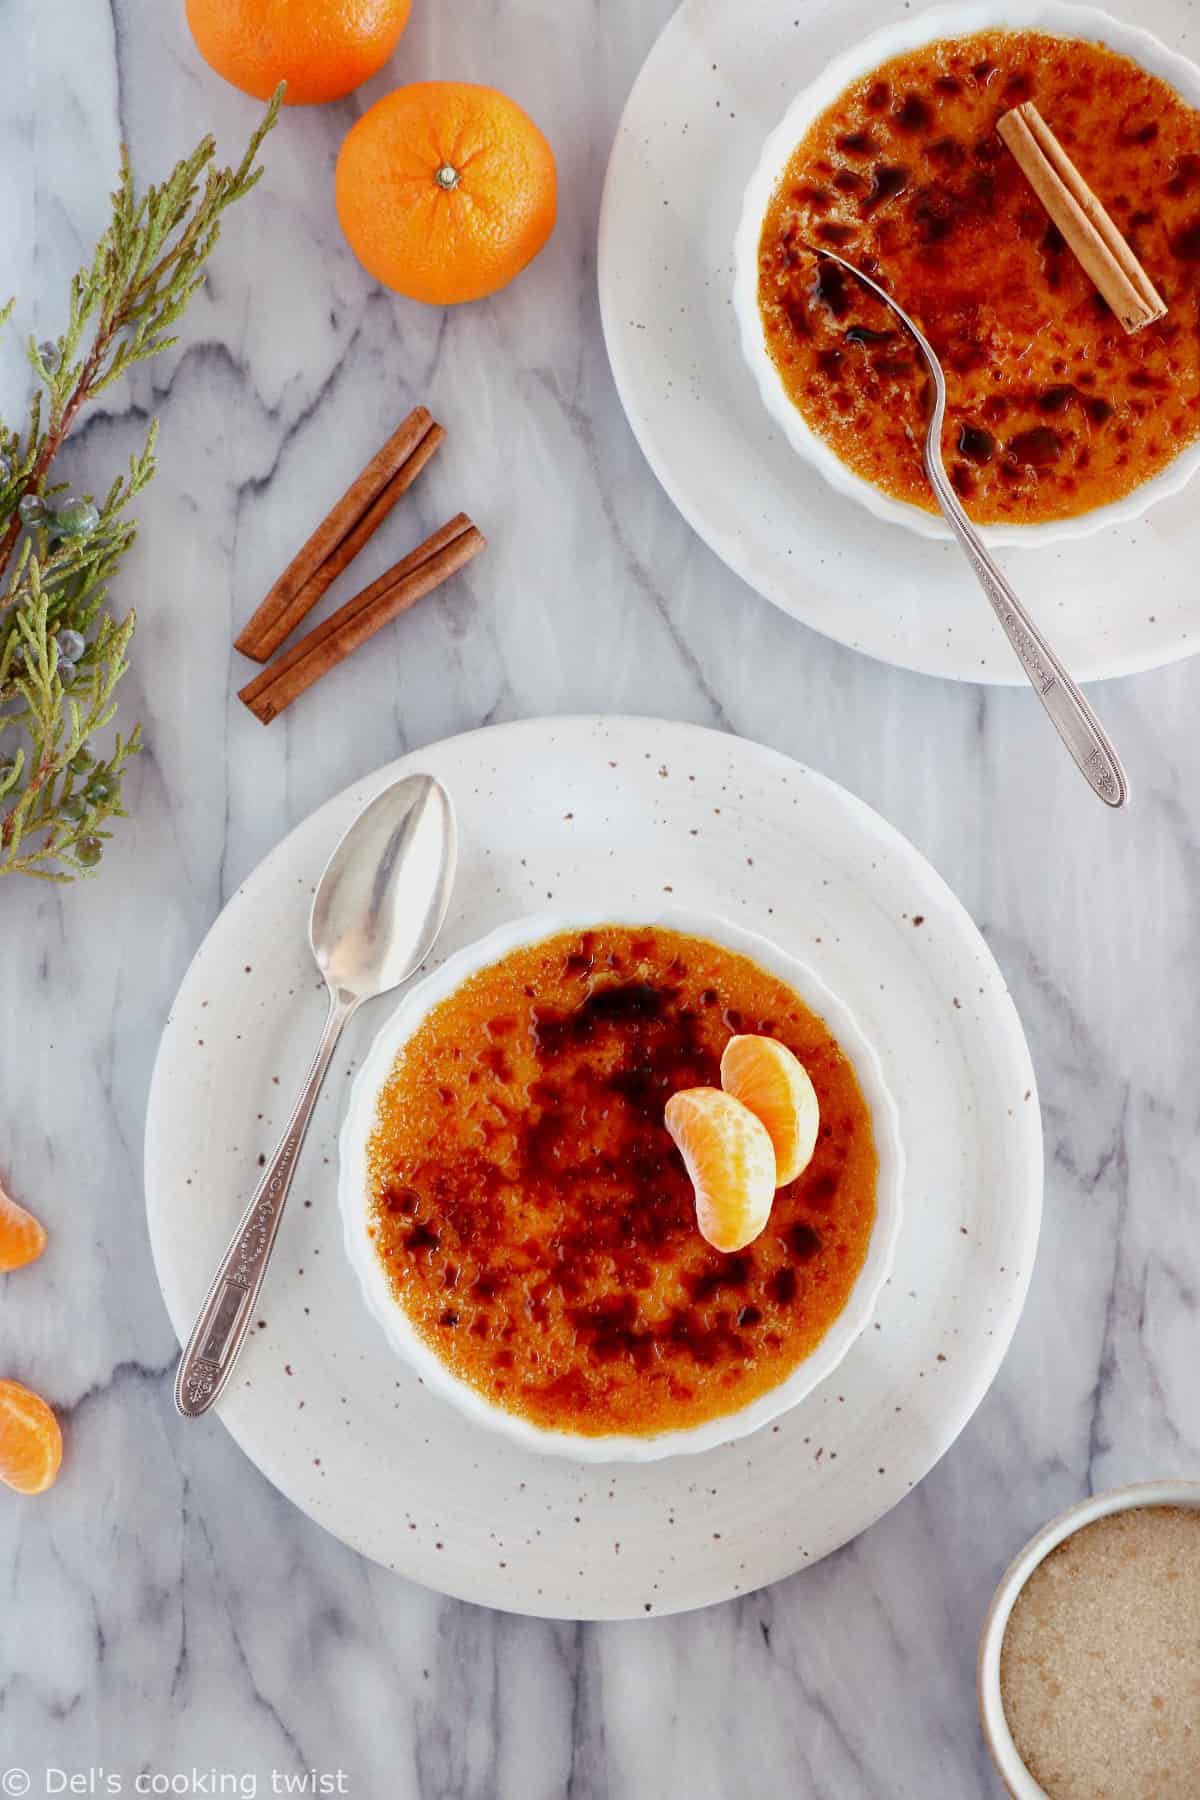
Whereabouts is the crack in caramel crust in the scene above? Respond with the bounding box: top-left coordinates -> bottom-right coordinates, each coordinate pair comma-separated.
758,30 -> 1200,523
367,926 -> 877,1437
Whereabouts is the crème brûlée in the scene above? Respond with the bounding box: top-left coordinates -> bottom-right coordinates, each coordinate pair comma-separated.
757,30 -> 1200,524
366,925 -> 877,1437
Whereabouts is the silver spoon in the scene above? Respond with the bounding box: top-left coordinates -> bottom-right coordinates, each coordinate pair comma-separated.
174,772 -> 457,1418
808,244 -> 1129,809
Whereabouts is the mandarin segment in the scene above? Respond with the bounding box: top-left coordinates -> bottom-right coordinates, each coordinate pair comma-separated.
720,1034 -> 820,1187
185,0 -> 412,105
664,1086 -> 778,1254
335,82 -> 557,304
0,1179 -> 46,1273
0,1380 -> 62,1495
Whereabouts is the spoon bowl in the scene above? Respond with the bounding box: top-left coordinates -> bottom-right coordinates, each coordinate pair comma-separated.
314,774 -> 457,1001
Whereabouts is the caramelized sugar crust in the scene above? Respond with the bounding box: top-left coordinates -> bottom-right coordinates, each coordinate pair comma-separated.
367,926 -> 877,1436
758,31 -> 1200,523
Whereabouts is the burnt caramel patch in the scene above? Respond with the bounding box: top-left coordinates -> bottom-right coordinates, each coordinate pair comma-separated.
367,926 -> 878,1437
757,29 -> 1200,524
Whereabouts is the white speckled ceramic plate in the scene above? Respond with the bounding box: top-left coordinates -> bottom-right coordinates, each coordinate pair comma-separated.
145,717 -> 1042,1619
598,0 -> 1200,683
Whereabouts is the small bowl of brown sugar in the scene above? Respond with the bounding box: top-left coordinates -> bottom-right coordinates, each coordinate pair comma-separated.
978,1482 -> 1200,1799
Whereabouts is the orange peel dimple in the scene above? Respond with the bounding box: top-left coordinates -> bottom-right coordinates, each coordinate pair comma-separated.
0,1379 -> 62,1495
0,1179 -> 46,1273
664,1086 -> 777,1254
720,1035 -> 820,1188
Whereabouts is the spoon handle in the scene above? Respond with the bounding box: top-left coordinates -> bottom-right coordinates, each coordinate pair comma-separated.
174,993 -> 355,1418
801,245 -> 1128,808
926,456 -> 1129,809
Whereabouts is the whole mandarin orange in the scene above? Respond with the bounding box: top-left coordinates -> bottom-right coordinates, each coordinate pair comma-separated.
185,0 -> 412,106
335,82 -> 557,305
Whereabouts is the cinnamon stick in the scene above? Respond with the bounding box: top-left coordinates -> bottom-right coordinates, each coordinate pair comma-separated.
251,423 -> 446,659
239,515 -> 485,724
235,406 -> 442,662
997,103 -> 1166,333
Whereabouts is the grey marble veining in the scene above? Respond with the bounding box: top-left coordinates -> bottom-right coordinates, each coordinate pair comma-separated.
3,0 -> 1200,1794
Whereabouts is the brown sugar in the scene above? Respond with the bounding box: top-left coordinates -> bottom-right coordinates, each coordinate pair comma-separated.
366,925 -> 878,1436
999,1505 -> 1200,1799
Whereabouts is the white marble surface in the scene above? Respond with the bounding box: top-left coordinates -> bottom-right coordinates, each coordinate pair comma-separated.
2,0 -> 1199,1793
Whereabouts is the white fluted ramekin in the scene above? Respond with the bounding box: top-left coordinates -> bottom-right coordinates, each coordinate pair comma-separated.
977,1479 -> 1200,1796
733,1 -> 1200,547
339,904 -> 905,1463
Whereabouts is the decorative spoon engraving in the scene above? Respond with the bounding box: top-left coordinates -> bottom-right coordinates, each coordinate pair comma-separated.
174,772 -> 457,1417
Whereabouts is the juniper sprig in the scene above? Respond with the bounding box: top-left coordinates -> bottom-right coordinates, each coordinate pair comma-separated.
0,87 -> 281,880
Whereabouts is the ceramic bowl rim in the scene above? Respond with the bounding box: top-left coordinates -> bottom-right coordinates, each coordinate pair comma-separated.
337,902 -> 906,1464
976,1477 -> 1200,1796
731,0 -> 1200,548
